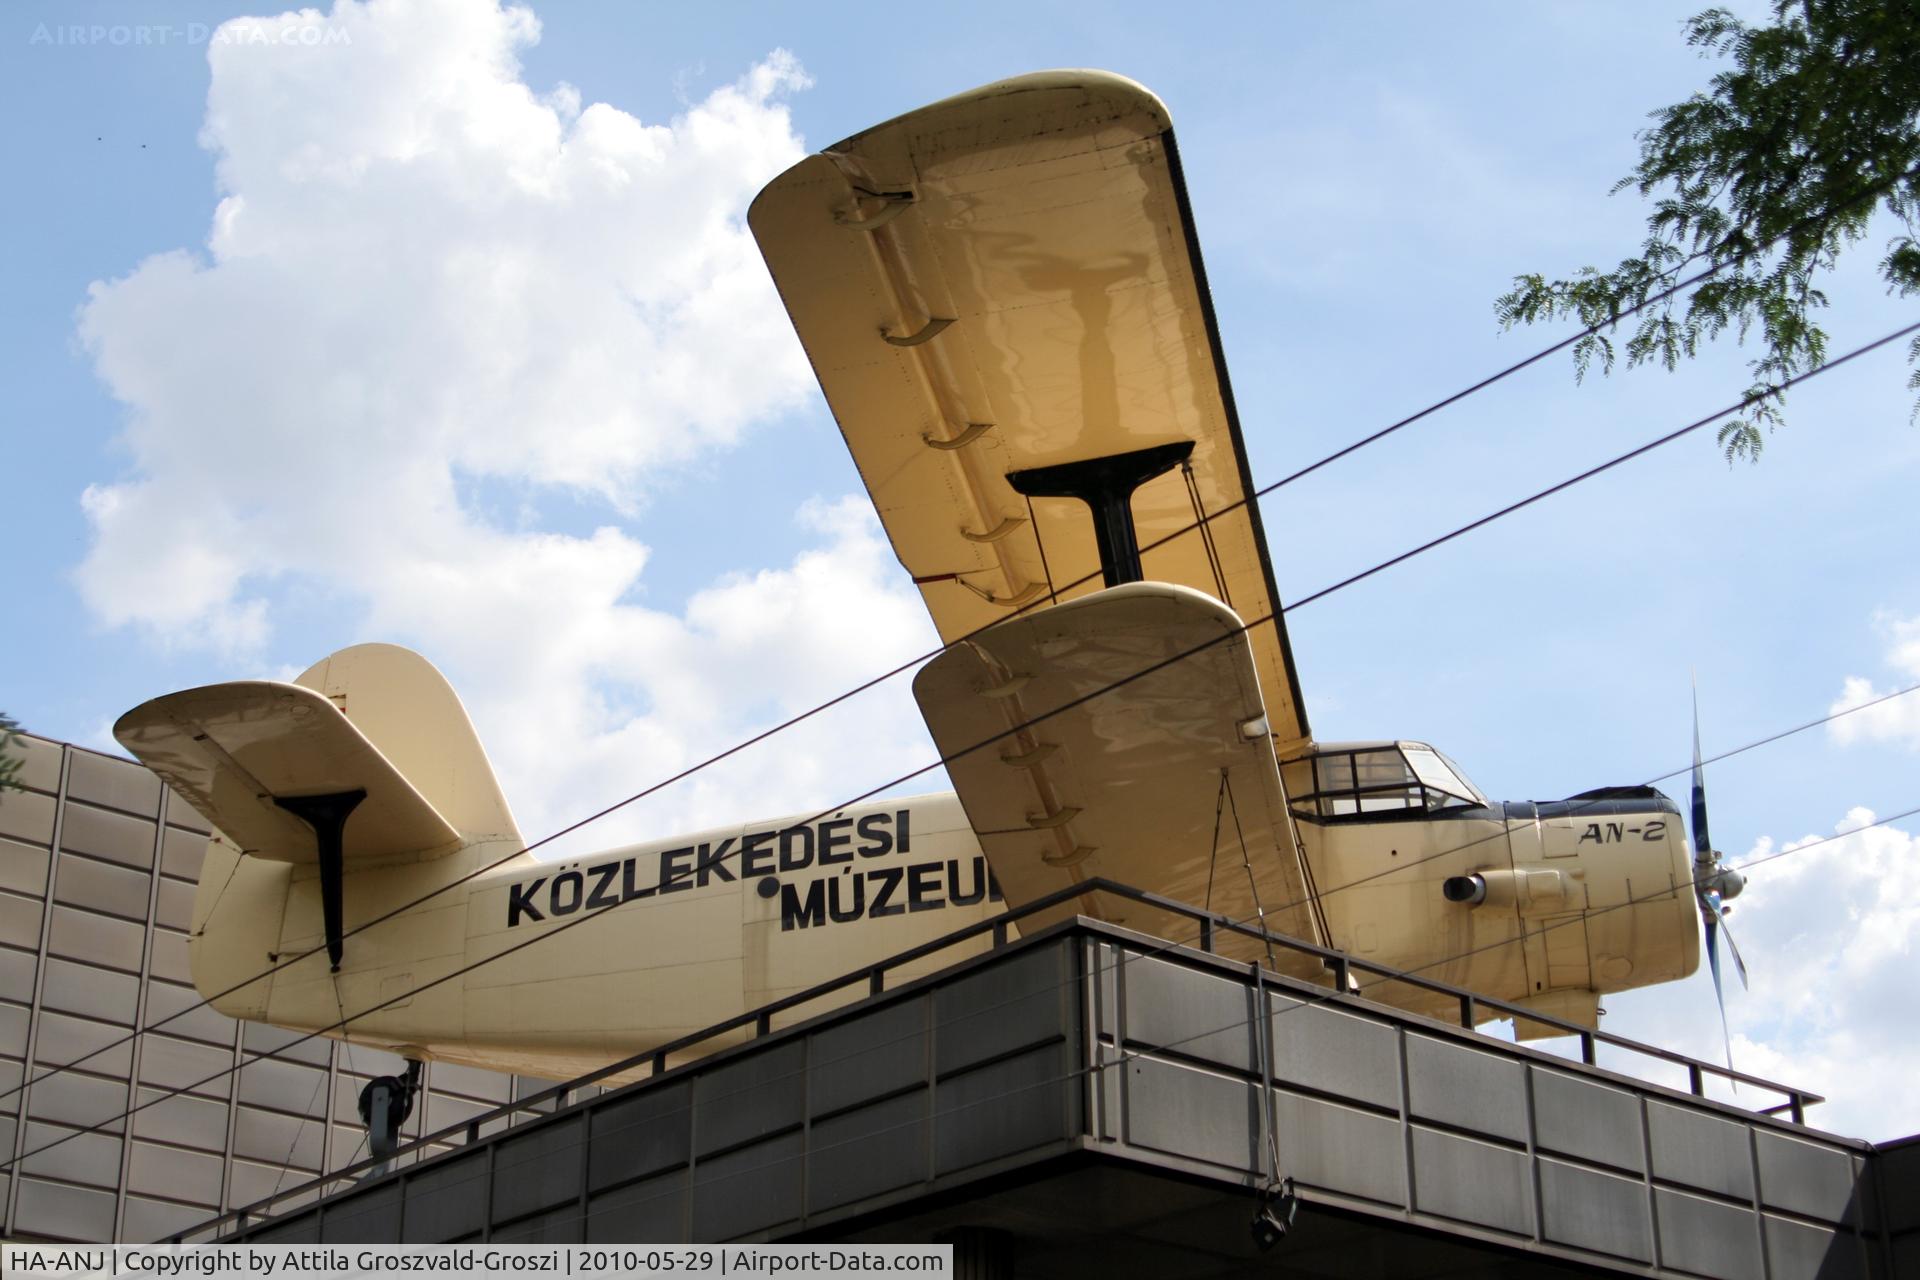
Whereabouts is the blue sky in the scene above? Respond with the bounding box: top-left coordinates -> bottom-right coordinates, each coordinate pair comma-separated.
3,0 -> 1917,1138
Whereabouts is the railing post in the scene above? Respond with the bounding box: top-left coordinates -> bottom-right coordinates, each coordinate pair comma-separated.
992,920 -> 1008,947
1580,1032 -> 1596,1066
1790,1093 -> 1805,1125
870,970 -> 885,996
1688,1064 -> 1704,1096
1199,918 -> 1213,952
1458,994 -> 1473,1028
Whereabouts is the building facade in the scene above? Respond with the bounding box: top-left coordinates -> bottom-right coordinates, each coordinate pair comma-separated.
0,732 -> 565,1243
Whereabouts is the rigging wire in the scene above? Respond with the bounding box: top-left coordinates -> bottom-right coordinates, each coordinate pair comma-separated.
11,166 -> 1909,1122
7,320 -> 1915,1179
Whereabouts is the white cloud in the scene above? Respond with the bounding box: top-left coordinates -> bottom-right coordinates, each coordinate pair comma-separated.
1602,807 -> 1920,1141
73,0 -> 941,843
1828,612 -> 1920,749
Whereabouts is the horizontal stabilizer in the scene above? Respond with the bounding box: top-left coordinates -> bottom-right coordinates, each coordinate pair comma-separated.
114,681 -> 463,864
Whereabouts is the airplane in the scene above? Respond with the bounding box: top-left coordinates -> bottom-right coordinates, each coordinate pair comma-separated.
111,71 -> 1748,1128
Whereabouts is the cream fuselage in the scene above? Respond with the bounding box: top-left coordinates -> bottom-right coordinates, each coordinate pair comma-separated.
191,786 -> 1696,1080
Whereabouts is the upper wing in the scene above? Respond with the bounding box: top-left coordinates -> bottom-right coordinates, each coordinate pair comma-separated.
913,583 -> 1328,979
750,70 -> 1310,757
114,681 -> 463,864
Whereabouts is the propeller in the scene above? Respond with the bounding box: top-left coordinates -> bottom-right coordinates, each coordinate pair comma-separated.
1691,680 -> 1748,1082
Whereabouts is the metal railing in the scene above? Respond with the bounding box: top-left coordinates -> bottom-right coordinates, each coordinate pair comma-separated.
180,878 -> 1822,1240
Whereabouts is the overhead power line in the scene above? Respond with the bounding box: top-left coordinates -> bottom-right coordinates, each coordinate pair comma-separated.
16,166 -> 1912,1117
7,317 -> 1914,1177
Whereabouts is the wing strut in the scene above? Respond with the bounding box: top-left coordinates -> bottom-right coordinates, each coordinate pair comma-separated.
1009,442 -> 1194,586
274,790 -> 367,972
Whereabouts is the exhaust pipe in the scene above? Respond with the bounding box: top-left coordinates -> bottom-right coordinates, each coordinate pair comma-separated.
1442,866 -> 1579,912
1442,874 -> 1487,905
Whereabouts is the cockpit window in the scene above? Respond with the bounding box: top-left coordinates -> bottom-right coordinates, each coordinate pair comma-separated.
1292,741 -> 1485,819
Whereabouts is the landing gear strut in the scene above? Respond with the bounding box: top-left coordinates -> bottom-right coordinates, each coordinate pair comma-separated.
357,1059 -> 422,1176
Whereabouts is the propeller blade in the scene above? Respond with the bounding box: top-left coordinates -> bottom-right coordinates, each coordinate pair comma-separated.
1720,912 -> 1751,991
1701,892 -> 1739,1087
1691,676 -> 1712,862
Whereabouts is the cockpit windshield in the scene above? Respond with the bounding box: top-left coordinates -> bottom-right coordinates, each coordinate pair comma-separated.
1288,741 -> 1485,820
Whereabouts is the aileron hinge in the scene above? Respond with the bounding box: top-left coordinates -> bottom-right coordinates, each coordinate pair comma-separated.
957,577 -> 1049,609
1042,844 -> 1096,868
960,514 -> 1024,543
1000,742 -> 1058,767
924,421 -> 995,451
1027,806 -> 1081,830
834,189 -> 915,231
883,316 -> 954,347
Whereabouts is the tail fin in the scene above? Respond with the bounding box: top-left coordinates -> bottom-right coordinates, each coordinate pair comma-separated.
114,643 -> 521,863
291,643 -> 520,848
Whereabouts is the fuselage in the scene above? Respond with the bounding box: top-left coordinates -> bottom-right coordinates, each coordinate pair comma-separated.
192,752 -> 1699,1080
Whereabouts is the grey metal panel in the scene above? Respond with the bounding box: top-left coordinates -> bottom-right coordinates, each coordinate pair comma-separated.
1405,1033 -> 1529,1144
7,735 -> 65,795
149,927 -> 192,983
586,1170 -> 686,1243
808,1088 -> 928,1214
589,1081 -> 692,1192
491,1113 -> 584,1224
0,788 -> 57,846
430,1060 -> 513,1104
933,943 -> 1071,1076
66,750 -> 162,818
494,1203 -> 583,1243
690,1131 -> 803,1241
1655,1186 -> 1764,1280
1757,1128 -> 1860,1226
54,850 -> 154,921
167,799 -> 215,836
1764,1213 -> 1862,1280
234,1103 -> 326,1168
1272,1088 -> 1406,1206
236,1056 -> 330,1114
692,1040 -> 804,1158
1531,1066 -> 1646,1174
0,945 -> 37,1003
228,1157 -> 311,1215
319,1181 -> 403,1243
0,1058 -> 22,1116
141,1033 -> 238,1098
0,889 -> 45,948
1411,1125 -> 1533,1236
131,1087 -> 231,1152
251,1211 -> 323,1244
161,827 -> 209,880
23,1067 -> 127,1132
807,995 -> 926,1118
14,1176 -> 117,1241
1268,994 -> 1399,1111
33,1009 -> 135,1077
58,802 -> 156,870
153,876 -> 195,932
1124,1055 -> 1259,1172
1648,1100 -> 1756,1201
38,956 -> 139,1023
47,903 -> 148,971
124,1195 -> 217,1244
934,1043 -> 1072,1176
1123,956 -> 1254,1075
143,979 -> 235,1047
0,837 -> 52,896
401,1148 -> 491,1242
19,1120 -> 123,1187
0,998 -> 29,1059
127,1137 -> 225,1204
1538,1155 -> 1652,1263
243,1018 -> 333,1067
423,1092 -> 492,1135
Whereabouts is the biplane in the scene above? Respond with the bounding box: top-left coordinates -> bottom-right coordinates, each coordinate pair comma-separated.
112,73 -> 1746,1120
